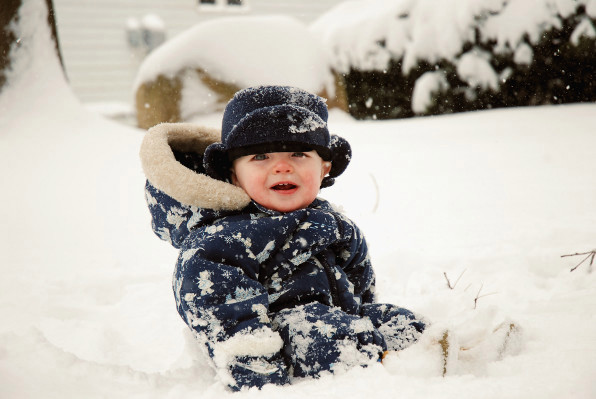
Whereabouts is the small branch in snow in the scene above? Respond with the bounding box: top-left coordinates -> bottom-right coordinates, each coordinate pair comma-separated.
443,269 -> 466,290
473,283 -> 497,309
369,173 -> 380,214
561,249 -> 595,272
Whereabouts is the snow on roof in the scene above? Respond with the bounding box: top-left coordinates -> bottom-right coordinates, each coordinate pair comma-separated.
134,15 -> 333,94
311,0 -> 596,74
141,14 -> 165,31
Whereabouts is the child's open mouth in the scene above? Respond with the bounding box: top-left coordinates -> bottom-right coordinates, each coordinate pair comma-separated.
271,183 -> 298,191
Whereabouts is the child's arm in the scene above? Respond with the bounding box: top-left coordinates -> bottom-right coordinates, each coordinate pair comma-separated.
333,215 -> 426,351
144,182 -> 200,249
173,232 -> 290,390
334,216 -> 377,304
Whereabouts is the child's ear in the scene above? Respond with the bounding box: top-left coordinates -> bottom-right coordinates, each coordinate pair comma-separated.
230,168 -> 239,186
321,161 -> 332,179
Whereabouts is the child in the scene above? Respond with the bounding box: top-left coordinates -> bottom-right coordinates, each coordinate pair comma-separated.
140,86 -> 425,390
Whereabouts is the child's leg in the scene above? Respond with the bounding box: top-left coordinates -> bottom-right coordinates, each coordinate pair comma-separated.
272,303 -> 387,378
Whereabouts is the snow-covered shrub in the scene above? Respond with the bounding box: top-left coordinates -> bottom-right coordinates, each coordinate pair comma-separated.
134,15 -> 346,129
312,0 -> 596,119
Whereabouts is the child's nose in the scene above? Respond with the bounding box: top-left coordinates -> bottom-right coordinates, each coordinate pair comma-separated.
274,159 -> 293,174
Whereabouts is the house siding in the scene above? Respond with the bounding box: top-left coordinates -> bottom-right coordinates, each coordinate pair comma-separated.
54,0 -> 201,104
53,0 -> 346,104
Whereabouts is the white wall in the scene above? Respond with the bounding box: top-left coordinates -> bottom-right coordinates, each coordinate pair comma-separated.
194,0 -> 346,24
53,0 -> 346,105
54,0 -> 201,104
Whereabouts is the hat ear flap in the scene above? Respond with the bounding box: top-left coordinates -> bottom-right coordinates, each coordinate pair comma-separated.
320,176 -> 335,188
328,135 -> 351,178
320,135 -> 351,189
203,143 -> 232,182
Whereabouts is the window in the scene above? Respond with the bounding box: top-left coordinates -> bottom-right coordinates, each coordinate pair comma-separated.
198,0 -> 247,10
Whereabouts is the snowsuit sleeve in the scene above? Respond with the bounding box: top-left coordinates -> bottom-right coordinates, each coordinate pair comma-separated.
325,212 -> 426,353
339,219 -> 377,306
144,181 -> 200,249
173,217 -> 290,390
318,211 -> 376,311
145,182 -> 288,389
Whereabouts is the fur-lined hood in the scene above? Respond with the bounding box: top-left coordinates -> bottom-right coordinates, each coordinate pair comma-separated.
140,123 -> 251,211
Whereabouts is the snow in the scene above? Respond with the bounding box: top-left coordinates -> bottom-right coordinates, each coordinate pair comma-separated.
2,1 -> 596,398
125,17 -> 141,31
570,17 -> 596,45
133,15 -> 334,99
456,50 -> 499,91
211,328 -> 283,370
310,0 -> 596,114
411,71 -> 449,113
312,0 -> 594,71
141,14 -> 166,32
513,43 -> 534,66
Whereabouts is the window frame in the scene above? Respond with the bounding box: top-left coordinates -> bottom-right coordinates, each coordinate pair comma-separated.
197,0 -> 249,12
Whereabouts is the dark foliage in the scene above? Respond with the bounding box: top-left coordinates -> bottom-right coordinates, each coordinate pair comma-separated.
342,7 -> 595,120
0,0 -> 21,91
0,0 -> 63,92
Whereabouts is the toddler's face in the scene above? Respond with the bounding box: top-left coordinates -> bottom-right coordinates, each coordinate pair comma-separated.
231,150 -> 332,213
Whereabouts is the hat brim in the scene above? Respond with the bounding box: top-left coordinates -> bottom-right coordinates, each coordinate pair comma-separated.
204,134 -> 352,188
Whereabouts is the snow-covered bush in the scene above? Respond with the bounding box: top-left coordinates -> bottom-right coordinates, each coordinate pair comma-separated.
133,15 -> 346,129
312,0 -> 596,119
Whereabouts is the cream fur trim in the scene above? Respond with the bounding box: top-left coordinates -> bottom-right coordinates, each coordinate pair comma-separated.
140,123 -> 251,211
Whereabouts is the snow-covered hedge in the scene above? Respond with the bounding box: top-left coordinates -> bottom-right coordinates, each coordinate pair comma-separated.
312,0 -> 596,119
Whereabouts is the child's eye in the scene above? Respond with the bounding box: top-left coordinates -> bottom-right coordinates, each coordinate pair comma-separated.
292,152 -> 307,158
252,154 -> 269,161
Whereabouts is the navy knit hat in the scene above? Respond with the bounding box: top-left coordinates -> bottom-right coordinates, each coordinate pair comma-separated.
203,85 -> 351,188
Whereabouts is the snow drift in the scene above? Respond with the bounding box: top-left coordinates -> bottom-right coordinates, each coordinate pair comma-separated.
1,1 -> 595,398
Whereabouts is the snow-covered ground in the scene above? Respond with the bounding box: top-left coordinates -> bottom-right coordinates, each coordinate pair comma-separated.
1,2 -> 596,398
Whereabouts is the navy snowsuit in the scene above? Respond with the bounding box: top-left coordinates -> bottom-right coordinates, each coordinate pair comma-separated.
141,123 -> 425,390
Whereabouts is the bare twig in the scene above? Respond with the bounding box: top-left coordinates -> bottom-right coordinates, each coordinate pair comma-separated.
473,283 -> 498,309
443,272 -> 452,289
369,173 -> 380,214
443,269 -> 466,290
561,249 -> 596,272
